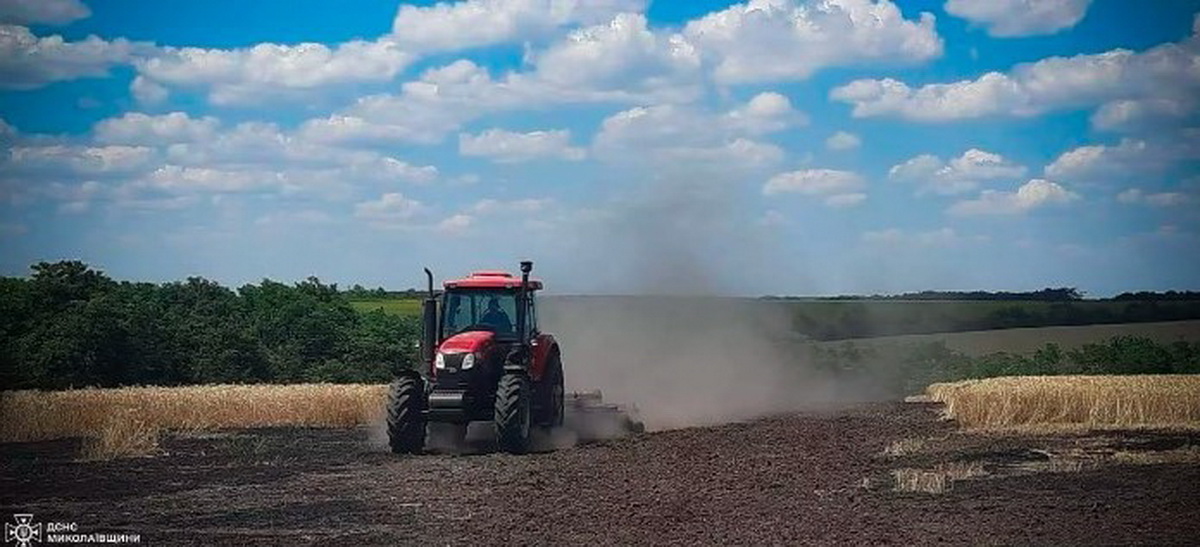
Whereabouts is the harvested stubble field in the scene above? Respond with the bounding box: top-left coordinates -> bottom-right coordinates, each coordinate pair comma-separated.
3,378 -> 1200,544
926,375 -> 1200,431
0,384 -> 387,457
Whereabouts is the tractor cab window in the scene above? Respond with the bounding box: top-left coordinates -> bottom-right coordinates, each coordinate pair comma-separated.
442,289 -> 518,338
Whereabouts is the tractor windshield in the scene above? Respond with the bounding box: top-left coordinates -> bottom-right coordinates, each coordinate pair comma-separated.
442,289 -> 518,338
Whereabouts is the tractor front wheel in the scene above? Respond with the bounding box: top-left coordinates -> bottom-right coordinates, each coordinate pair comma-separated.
386,375 -> 427,454
494,373 -> 532,454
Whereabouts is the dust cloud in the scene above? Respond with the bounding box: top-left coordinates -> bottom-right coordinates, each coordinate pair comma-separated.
536,178 -> 877,432
542,296 -> 857,432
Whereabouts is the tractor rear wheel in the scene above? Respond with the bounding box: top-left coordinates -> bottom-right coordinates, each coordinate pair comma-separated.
494,373 -> 531,454
542,355 -> 565,428
386,375 -> 426,454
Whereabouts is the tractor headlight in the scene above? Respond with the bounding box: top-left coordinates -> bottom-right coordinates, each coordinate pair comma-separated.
461,352 -> 476,370
434,352 -> 446,370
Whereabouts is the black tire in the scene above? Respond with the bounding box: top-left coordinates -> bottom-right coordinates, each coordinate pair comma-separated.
386,375 -> 426,454
494,373 -> 531,454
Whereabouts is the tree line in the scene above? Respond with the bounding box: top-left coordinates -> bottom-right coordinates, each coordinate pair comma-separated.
769,288 -> 1200,302
792,299 -> 1200,341
767,288 -> 1085,301
0,261 -> 420,391
1112,291 -> 1200,301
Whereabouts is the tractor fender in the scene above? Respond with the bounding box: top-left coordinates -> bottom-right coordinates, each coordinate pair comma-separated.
503,345 -> 529,374
529,334 -> 559,381
502,351 -> 531,374
543,344 -> 562,374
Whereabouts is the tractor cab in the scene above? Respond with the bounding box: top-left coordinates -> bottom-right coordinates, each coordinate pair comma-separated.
439,271 -> 543,343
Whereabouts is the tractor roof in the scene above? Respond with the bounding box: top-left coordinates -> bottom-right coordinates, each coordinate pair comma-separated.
444,270 -> 543,291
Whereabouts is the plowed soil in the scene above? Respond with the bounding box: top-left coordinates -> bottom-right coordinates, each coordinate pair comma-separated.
4,403 -> 1199,545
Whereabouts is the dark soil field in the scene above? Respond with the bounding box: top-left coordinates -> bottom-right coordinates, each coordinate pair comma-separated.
3,403 -> 1199,545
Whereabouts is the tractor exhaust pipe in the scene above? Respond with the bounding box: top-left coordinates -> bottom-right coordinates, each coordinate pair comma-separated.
420,268 -> 438,373
507,260 -> 533,370
517,260 -> 532,344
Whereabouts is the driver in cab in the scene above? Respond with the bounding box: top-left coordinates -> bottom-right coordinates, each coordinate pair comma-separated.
479,297 -> 513,334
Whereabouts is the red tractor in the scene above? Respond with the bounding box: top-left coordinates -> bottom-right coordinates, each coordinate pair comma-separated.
387,261 -> 564,454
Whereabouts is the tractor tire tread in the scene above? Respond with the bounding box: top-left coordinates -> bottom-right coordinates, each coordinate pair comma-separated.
494,373 -> 531,454
386,375 -> 426,454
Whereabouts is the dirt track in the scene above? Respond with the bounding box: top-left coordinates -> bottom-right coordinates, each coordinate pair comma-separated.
4,402 -> 1199,545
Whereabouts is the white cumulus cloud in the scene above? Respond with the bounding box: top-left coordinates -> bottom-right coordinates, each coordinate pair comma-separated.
1044,137 -> 1199,184
595,96 -> 798,149
436,213 -> 473,235
390,0 -> 646,52
355,193 -> 427,226
825,131 -> 861,151
94,112 -> 220,145
0,0 -> 89,25
0,25 -> 144,89
303,14 -> 702,146
1090,98 -> 1193,133
682,0 -> 942,84
763,168 -> 865,196
522,12 -> 701,100
367,157 -> 441,186
593,98 -> 792,171
129,75 -> 168,104
135,39 -> 414,106
140,165 -> 282,194
6,144 -> 155,175
724,92 -> 806,134
889,148 -> 1027,195
944,0 -> 1092,37
948,178 -> 1078,215
831,21 -> 1200,127
460,128 -> 585,163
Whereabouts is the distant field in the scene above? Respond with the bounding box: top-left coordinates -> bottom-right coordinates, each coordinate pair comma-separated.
349,298 -> 422,316
824,320 -> 1200,355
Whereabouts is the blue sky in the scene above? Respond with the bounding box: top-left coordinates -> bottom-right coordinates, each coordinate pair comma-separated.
0,0 -> 1198,296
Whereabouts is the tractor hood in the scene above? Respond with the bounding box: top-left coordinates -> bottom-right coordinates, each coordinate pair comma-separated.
439,330 -> 495,354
